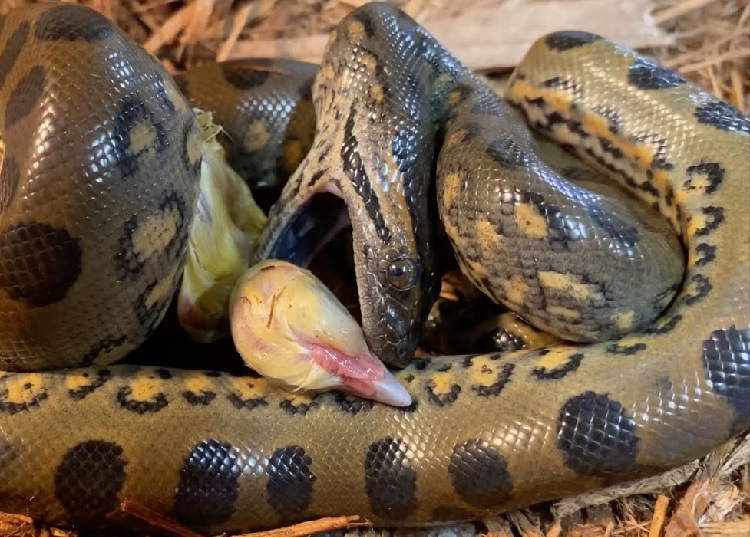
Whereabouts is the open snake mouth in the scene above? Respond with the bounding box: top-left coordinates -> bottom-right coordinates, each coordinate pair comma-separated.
265,191 -> 351,268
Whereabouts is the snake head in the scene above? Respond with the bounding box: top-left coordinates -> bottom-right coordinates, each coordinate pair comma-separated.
349,213 -> 439,368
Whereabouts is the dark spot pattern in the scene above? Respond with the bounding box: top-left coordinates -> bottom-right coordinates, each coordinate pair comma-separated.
683,273 -> 712,306
116,386 -> 168,414
556,391 -> 639,475
473,362 -> 515,397
0,222 -> 82,307
448,439 -> 513,507
605,342 -> 647,356
342,112 -> 391,243
426,380 -> 461,406
183,390 -> 216,406
174,440 -> 241,527
487,137 -> 526,169
684,162 -> 725,195
627,58 -> 686,90
280,397 -> 319,416
702,326 -> 750,427
545,31 -> 601,51
364,437 -> 417,519
266,445 -> 316,517
36,5 -> 114,42
5,65 -> 46,129
0,156 -> 20,211
644,314 -> 682,335
221,62 -> 271,90
336,393 -> 374,414
694,206 -> 725,236
695,243 -> 716,266
694,101 -> 750,133
68,369 -> 112,400
227,392 -> 268,410
0,23 -> 30,91
81,334 -> 128,366
54,441 -> 125,526
532,353 -> 584,379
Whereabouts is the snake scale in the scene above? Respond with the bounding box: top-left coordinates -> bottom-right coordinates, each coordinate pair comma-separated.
1,2 -> 749,535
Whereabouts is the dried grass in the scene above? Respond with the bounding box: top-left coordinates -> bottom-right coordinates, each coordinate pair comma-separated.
0,0 -> 747,536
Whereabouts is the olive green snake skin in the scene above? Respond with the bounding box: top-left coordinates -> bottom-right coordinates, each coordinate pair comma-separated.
0,2 -> 748,535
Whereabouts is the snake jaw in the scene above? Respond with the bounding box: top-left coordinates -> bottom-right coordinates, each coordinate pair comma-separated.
230,260 -> 411,407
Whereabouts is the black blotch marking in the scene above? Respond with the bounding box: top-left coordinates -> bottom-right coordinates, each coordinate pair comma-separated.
473,362 -> 515,397
644,314 -> 682,335
545,31 -> 601,51
684,162 -> 725,195
532,353 -> 584,380
349,8 -> 376,39
556,391 -> 639,475
280,397 -> 319,416
116,387 -> 168,414
81,334 -> 127,366
586,204 -> 640,248
426,380 -> 461,407
54,441 -> 125,526
5,65 -> 46,130
437,363 -> 453,372
684,273 -> 711,306
68,369 -> 112,400
702,326 -> 750,429
400,400 -> 419,413
592,106 -> 623,134
221,62 -> 270,89
112,97 -> 169,179
694,206 -> 725,236
0,23 -> 30,90
155,368 -> 172,379
695,243 -> 716,267
627,58 -> 686,90
605,342 -> 648,356
364,437 -> 417,519
694,101 -> 750,133
342,112 -> 391,243
413,357 -> 432,370
36,5 -> 114,42
183,390 -> 217,406
174,440 -> 241,527
227,392 -> 268,410
266,445 -> 316,517
0,156 -> 20,211
0,375 -> 47,414
0,222 -> 82,307
487,137 -> 526,170
336,393 -> 374,415
448,439 -> 513,507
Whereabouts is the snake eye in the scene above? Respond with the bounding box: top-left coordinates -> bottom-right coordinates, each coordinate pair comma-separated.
386,257 -> 420,291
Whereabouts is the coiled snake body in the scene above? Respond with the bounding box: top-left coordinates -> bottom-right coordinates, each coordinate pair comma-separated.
0,2 -> 748,534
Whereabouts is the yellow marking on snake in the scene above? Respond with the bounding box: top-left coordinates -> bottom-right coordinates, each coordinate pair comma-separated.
244,121 -> 271,152
614,310 -> 636,331
538,271 -> 605,302
132,212 -> 180,261
503,274 -> 529,306
515,202 -> 549,239
3,373 -> 44,403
